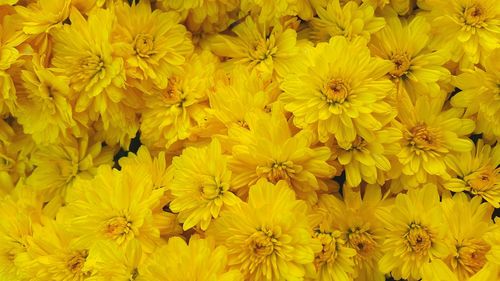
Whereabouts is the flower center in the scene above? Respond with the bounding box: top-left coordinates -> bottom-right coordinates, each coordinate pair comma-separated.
265,161 -> 295,184
249,39 -> 277,61
323,79 -> 350,104
248,228 -> 277,257
66,250 -> 88,274
454,239 -> 490,275
349,136 -> 367,151
105,216 -> 132,240
133,34 -> 155,58
78,55 -> 104,79
163,77 -> 185,106
407,124 -> 440,151
389,53 -> 411,78
200,183 -> 224,200
463,5 -> 486,27
465,166 -> 498,193
314,230 -> 342,266
404,223 -> 432,256
0,153 -> 14,172
347,228 -> 377,260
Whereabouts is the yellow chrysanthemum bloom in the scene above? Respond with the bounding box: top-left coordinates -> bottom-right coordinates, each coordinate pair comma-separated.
208,66 -> 279,131
27,136 -> 115,207
0,120 -> 32,195
308,195 -> 357,281
13,56 -> 75,144
369,13 -> 450,101
227,106 -> 336,203
17,219 -> 91,281
207,16 -> 300,80
119,146 -> 183,239
377,184 -> 448,280
452,49 -> 500,142
138,236 -> 243,281
84,240 -> 142,281
240,0 -> 313,24
168,138 -> 241,231
395,95 -> 475,187
440,193 -> 495,281
61,166 -> 164,253
113,0 -> 194,89
308,0 -> 385,43
0,13 -> 27,115
51,8 -> 137,145
14,0 -> 70,35
0,189 -> 42,281
208,179 -> 318,280
140,51 -> 218,150
444,140 -> 500,208
158,0 -> 239,33
427,0 -> 500,67
330,127 -> 401,187
281,36 -> 394,145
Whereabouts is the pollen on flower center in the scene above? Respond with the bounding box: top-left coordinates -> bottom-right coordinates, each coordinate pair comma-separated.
163,77 -> 184,105
78,55 -> 104,79
407,124 -> 439,151
200,183 -> 224,200
105,216 -> 132,239
323,79 -> 350,104
463,5 -> 486,27
347,228 -> 377,259
465,166 -> 497,193
404,223 -> 432,256
264,161 -> 295,184
249,39 -> 276,61
248,228 -> 277,257
350,136 -> 368,151
454,239 -> 490,275
389,53 -> 411,78
134,33 -> 155,57
66,250 -> 88,273
314,230 -> 341,266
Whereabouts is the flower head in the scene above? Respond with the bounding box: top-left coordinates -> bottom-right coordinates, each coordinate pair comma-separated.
208,179 -> 317,280
281,36 -> 394,144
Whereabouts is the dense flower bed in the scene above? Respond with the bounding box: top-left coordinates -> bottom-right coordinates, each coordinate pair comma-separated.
0,0 -> 499,280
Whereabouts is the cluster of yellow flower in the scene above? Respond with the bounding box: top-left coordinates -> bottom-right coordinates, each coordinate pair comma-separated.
0,0 -> 499,280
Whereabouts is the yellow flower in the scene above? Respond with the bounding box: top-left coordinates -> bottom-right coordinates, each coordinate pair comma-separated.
395,94 -> 475,187
308,0 -> 385,43
208,66 -> 279,131
377,184 -> 448,280
138,236 -> 243,281
27,136 -> 115,207
60,166 -> 164,253
369,13 -> 450,101
84,240 -> 142,281
113,0 -> 194,89
227,105 -> 336,203
17,219 -> 91,281
119,146 -> 183,239
444,140 -> 500,208
0,188 -> 42,281
207,16 -> 300,79
14,0 -> 70,35
208,179 -> 317,280
308,195 -> 357,281
140,51 -> 218,150
330,127 -> 401,187
50,8 -> 137,144
281,36 -> 394,145
240,0 -> 314,24
158,0 -> 240,33
427,0 -> 500,66
13,56 -> 74,144
452,48 -> 500,142
440,193 -> 495,281
168,138 -> 241,231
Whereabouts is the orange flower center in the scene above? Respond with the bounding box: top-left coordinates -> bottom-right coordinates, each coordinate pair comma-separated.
453,239 -> 490,275
66,250 -> 88,274
324,79 -> 350,104
347,227 -> 377,260
389,53 -> 411,78
404,223 -> 432,256
134,33 -> 155,57
463,4 -> 486,27
105,216 -> 132,239
248,228 -> 277,257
